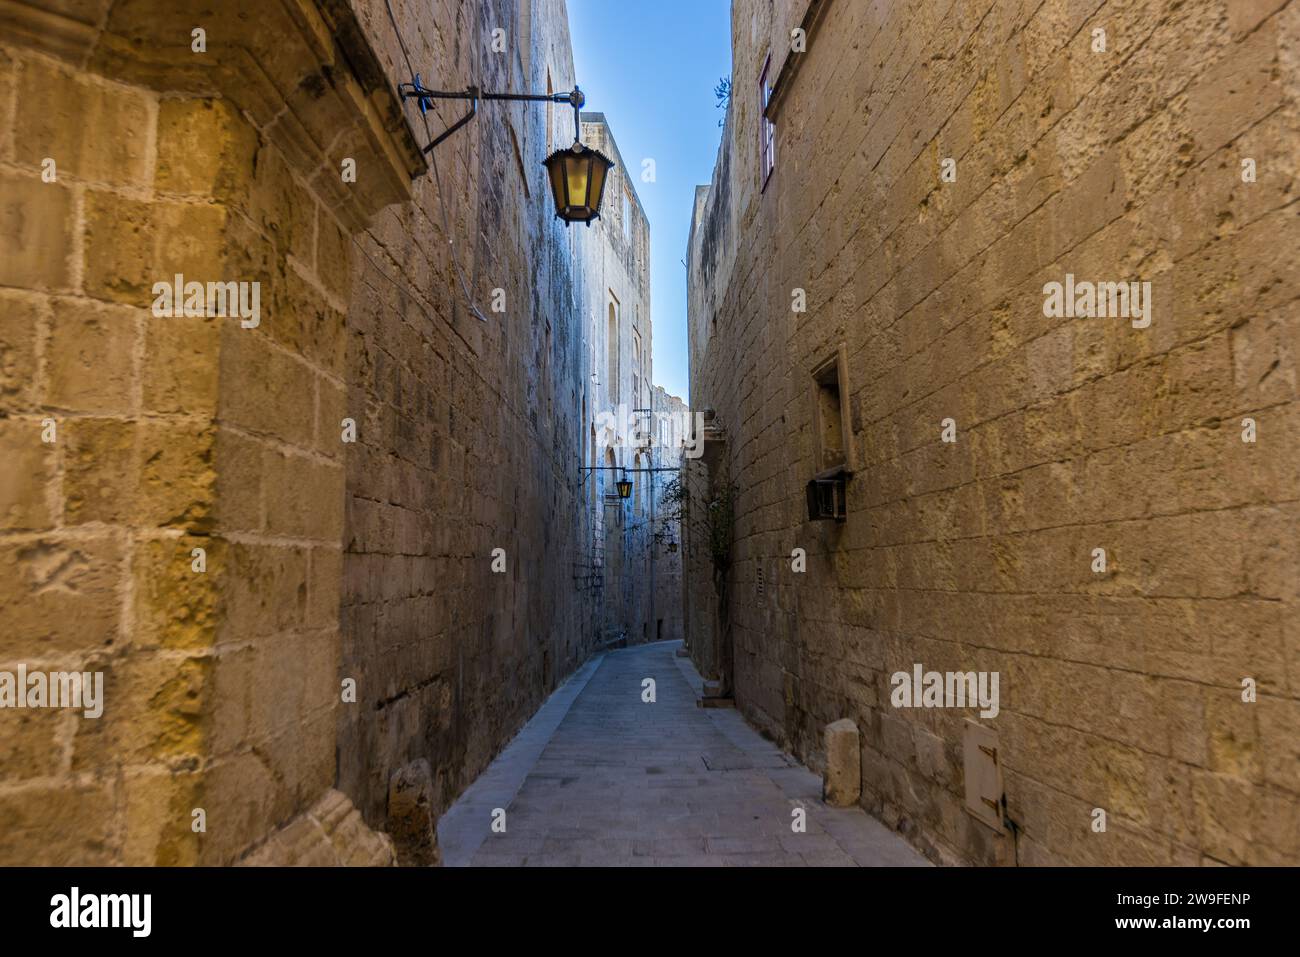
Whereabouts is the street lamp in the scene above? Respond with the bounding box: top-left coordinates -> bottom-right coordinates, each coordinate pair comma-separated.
543,140 -> 614,225
615,473 -> 633,500
400,76 -> 614,226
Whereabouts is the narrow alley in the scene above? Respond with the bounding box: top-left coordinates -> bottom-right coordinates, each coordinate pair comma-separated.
439,641 -> 925,866
1,0 -> 1297,893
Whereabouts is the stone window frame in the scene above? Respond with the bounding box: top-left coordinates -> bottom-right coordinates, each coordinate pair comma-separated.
607,293 -> 620,404
759,51 -> 776,190
810,343 -> 854,476
632,328 -> 643,410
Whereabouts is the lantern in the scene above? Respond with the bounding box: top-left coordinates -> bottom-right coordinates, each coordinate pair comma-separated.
543,140 -> 614,225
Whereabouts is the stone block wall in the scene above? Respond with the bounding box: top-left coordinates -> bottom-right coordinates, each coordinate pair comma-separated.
0,0 -> 594,864
337,0 -> 598,826
0,0 -> 426,865
686,0 -> 1300,865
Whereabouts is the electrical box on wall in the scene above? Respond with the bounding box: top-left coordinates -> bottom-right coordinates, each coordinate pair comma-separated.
963,719 -> 1005,833
806,469 -> 848,521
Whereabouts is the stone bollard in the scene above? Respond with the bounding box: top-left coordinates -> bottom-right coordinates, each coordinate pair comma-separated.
388,759 -> 441,867
823,718 -> 861,807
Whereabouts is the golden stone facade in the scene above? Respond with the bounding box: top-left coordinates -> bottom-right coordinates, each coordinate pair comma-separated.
684,0 -> 1300,865
2,0 -> 1296,873
0,0 -> 600,865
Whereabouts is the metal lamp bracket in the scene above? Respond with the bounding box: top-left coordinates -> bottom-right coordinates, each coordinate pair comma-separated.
399,74 -> 586,154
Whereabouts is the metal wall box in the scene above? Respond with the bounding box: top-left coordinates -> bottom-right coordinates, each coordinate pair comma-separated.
963,719 -> 1005,833
806,469 -> 848,521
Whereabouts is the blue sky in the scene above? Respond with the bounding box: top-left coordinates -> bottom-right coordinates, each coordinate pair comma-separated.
569,0 -> 732,403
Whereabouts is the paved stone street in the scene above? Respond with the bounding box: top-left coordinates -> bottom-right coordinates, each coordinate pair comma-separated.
438,641 -> 928,866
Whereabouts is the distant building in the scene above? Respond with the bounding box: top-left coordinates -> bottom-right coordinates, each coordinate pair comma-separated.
649,384 -> 689,643
575,112 -> 656,645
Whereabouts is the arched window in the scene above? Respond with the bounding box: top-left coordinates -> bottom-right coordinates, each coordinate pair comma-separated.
631,334 -> 641,412
606,296 -> 619,404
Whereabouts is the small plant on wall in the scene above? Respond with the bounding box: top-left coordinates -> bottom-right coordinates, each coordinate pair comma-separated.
714,76 -> 731,126
705,483 -> 737,583
660,475 -> 686,522
670,473 -> 736,588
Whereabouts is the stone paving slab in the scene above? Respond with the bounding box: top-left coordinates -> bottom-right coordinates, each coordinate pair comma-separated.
435,654 -> 604,867
438,640 -> 929,867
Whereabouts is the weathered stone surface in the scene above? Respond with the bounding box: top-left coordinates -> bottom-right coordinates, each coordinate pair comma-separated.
155,97 -> 259,199
0,783 -> 116,865
0,291 -> 43,412
0,0 -> 419,866
0,534 -> 123,657
387,759 -> 441,867
0,172 -> 74,291
0,417 -> 54,530
13,51 -> 154,185
239,789 -> 395,866
684,0 -> 1300,866
823,719 -> 861,808
45,298 -> 138,414
0,0 -> 634,868
83,192 -> 228,305
334,0 -> 602,839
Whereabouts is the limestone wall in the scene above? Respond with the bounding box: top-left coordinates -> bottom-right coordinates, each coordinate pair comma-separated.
685,0 -> 1300,865
0,0 -> 596,865
336,0 -> 596,837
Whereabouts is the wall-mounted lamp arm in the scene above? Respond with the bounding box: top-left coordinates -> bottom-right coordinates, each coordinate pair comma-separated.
426,87 -> 477,153
399,77 -> 586,152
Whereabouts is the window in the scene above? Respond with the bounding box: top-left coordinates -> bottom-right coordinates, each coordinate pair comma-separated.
631,331 -> 642,410
811,345 -> 853,473
759,53 -> 775,188
623,189 -> 632,243
606,295 -> 619,403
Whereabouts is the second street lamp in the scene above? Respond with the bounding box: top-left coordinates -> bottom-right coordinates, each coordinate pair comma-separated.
400,76 -> 613,225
